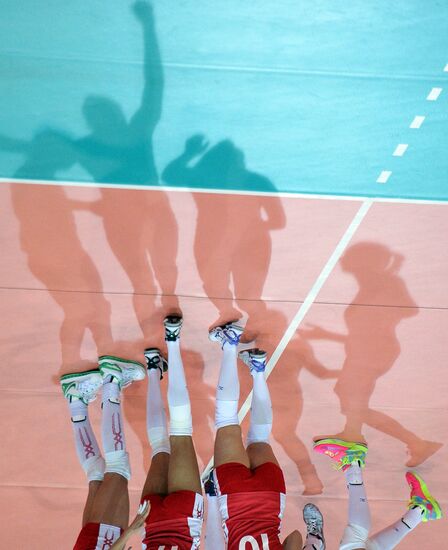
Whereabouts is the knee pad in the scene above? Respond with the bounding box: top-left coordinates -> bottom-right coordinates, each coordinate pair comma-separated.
169,403 -> 193,436
83,455 -> 105,482
215,399 -> 239,429
340,523 -> 369,550
246,423 -> 272,446
105,450 -> 131,480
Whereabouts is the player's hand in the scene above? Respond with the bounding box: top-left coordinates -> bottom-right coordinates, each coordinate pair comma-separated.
184,134 -> 209,157
133,1 -> 153,22
128,500 -> 151,533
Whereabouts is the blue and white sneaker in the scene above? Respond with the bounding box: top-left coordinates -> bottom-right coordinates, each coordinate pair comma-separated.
238,348 -> 267,373
209,321 -> 244,348
60,370 -> 102,404
164,315 -> 183,342
144,347 -> 168,380
303,503 -> 326,549
98,355 -> 146,390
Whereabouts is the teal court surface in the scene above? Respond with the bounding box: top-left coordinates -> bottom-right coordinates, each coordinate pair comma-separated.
1,1 -> 447,548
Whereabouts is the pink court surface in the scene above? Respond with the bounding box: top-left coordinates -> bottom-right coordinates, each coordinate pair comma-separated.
1,182 -> 447,548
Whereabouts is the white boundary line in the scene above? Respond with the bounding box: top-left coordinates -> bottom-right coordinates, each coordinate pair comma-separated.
1,177 -> 447,205
201,199 -> 373,478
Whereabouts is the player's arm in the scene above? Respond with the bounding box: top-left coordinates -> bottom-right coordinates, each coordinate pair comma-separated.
162,134 -> 209,185
109,501 -> 150,550
282,529 -> 303,549
130,1 -> 164,135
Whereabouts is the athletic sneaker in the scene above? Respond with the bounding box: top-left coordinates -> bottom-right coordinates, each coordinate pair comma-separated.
204,470 -> 217,497
209,321 -> 244,348
313,438 -> 368,471
303,503 -> 326,549
238,348 -> 268,373
144,347 -> 168,380
60,370 -> 102,405
164,315 -> 183,342
98,355 -> 146,389
406,471 -> 442,522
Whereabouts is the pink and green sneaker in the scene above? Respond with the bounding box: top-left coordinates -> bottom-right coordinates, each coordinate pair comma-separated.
313,438 -> 368,471
406,471 -> 442,522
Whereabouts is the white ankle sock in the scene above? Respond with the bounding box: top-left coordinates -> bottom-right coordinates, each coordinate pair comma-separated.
101,381 -> 126,453
368,507 -> 423,549
247,371 -> 272,445
215,344 -> 240,429
167,340 -> 192,436
345,464 -> 371,531
147,368 -> 170,456
68,399 -> 103,480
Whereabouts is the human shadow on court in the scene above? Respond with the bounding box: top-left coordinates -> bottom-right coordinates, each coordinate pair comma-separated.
232,306 -> 337,495
0,129 -> 114,372
162,134 -> 286,335
300,242 -> 442,467
67,1 -> 180,338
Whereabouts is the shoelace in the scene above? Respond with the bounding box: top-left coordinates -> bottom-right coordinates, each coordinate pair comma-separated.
249,357 -> 266,372
306,517 -> 320,536
223,327 -> 241,345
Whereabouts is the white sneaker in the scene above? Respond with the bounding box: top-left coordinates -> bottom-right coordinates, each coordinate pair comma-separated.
60,370 -> 102,404
209,321 -> 244,347
98,355 -> 146,389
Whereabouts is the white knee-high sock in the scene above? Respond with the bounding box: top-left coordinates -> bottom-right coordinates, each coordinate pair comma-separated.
247,371 -> 272,445
102,380 -> 126,453
101,379 -> 131,479
68,399 -> 104,481
167,340 -> 192,436
345,463 -> 371,532
205,495 -> 226,549
215,344 -> 240,429
147,369 -> 170,456
368,507 -> 423,550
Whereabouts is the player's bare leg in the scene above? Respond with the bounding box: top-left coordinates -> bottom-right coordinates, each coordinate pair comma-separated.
82,481 -> 101,527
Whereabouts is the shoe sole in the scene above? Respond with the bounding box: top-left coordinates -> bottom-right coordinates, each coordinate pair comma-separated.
98,356 -> 146,383
407,471 -> 442,521
60,369 -> 102,385
313,438 -> 368,451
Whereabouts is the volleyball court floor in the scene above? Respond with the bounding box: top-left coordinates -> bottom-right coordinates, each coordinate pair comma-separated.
1,182 -> 447,548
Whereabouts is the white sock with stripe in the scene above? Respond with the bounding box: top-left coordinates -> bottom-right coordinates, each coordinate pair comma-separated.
368,507 -> 423,549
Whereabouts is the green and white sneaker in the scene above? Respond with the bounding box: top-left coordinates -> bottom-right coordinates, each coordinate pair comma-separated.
98,355 -> 146,389
60,370 -> 102,404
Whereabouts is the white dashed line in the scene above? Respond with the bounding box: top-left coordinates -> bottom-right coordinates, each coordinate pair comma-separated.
410,115 -> 425,129
376,170 -> 392,184
427,87 -> 443,101
393,144 -> 409,157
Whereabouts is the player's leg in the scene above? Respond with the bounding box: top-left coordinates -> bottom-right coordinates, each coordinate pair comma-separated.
164,315 -> 202,493
239,348 -> 279,469
141,348 -> 170,498
204,470 -> 226,549
314,438 -> 370,550
210,322 -> 249,467
60,370 -> 105,527
88,356 -> 146,529
302,503 -> 325,550
367,472 -> 442,550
